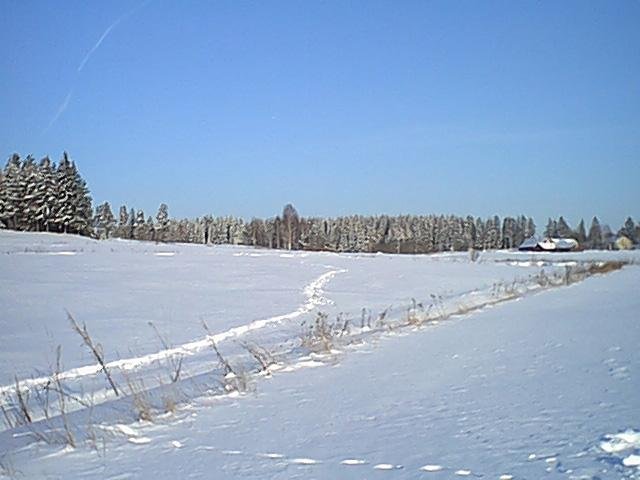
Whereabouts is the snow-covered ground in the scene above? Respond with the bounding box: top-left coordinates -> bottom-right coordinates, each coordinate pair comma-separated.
0,231 -> 638,478
0,230 -> 571,387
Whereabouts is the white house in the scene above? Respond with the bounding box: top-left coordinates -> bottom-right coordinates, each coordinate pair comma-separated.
518,237 -> 579,252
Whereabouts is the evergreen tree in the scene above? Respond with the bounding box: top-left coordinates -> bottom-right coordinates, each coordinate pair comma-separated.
155,203 -> 169,241
587,217 -> 603,249
133,209 -> 145,240
501,217 -> 516,249
22,155 -> 40,230
556,216 -> 572,238
112,205 -> 127,239
94,202 -> 116,239
544,218 -> 558,238
601,224 -> 614,249
484,216 -> 501,249
474,217 -> 485,250
128,208 -> 136,239
620,217 -> 637,244
146,215 -> 155,241
525,217 -> 536,238
119,205 -> 129,227
34,157 -> 57,232
67,159 -> 93,235
574,219 -> 587,244
54,153 -> 75,233
0,166 -> 5,228
1,154 -> 24,229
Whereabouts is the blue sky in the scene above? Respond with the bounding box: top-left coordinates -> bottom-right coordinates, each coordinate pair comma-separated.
1,1 -> 639,229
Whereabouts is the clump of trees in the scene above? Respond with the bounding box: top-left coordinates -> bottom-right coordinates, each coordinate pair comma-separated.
2,153 -> 637,252
544,215 -> 639,249
0,153 -> 92,235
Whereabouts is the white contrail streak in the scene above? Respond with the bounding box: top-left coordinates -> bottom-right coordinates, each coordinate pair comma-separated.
77,0 -> 151,72
44,1 -> 151,132
44,89 -> 74,132
77,17 -> 122,72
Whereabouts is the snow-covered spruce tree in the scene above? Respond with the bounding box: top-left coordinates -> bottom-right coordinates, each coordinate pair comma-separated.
128,208 -> 136,239
69,162 -> 93,236
473,217 -> 485,250
601,224 -> 614,248
0,166 -> 5,228
22,155 -> 41,231
620,217 -> 637,244
174,218 -> 191,242
1,154 -> 25,230
525,217 -> 536,239
114,205 -> 129,238
493,216 -> 504,249
335,217 -> 350,252
94,202 -> 116,239
587,217 -> 603,249
574,219 -> 587,244
501,217 -> 516,249
54,154 -> 74,233
92,204 -> 101,236
34,157 -> 58,232
188,218 -> 202,243
201,215 -> 213,244
133,209 -> 146,240
544,218 -> 558,238
168,217 -> 181,243
155,203 -> 169,242
513,215 -> 527,248
146,215 -> 155,241
556,216 -> 573,239
450,216 -> 466,251
371,216 -> 387,250
52,153 -> 92,235
387,216 -> 404,253
422,216 -> 436,252
481,217 -> 495,250
192,217 -> 204,244
206,217 -> 224,244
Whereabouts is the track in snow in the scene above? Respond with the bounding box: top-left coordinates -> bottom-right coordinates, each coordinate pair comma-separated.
0,267 -> 347,397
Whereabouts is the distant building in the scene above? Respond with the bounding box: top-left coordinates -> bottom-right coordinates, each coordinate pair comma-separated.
615,235 -> 633,250
518,236 -> 579,252
518,236 -> 539,251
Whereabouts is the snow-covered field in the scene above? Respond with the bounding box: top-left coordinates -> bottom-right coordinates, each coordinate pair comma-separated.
0,231 -> 638,479
0,230 -> 572,387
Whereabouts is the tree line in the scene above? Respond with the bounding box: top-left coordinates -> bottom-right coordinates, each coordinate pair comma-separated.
1,153 -> 638,252
95,201 -> 536,253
